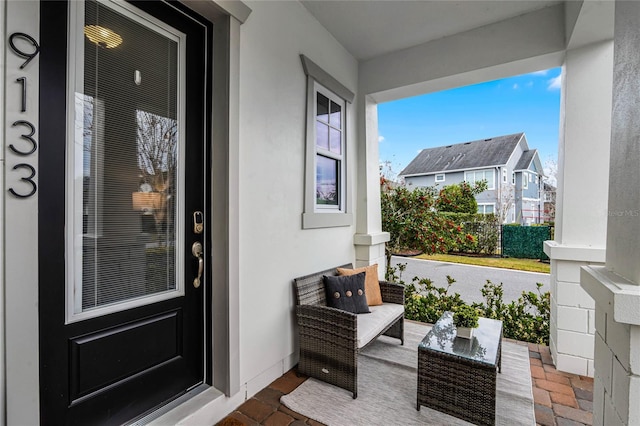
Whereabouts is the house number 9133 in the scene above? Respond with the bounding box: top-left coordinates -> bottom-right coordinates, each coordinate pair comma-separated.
7,32 -> 40,198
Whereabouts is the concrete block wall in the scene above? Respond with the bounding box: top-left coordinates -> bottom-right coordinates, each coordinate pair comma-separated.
586,283 -> 640,426
549,258 -> 599,376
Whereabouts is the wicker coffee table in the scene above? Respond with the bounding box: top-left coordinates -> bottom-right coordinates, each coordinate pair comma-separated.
417,311 -> 503,426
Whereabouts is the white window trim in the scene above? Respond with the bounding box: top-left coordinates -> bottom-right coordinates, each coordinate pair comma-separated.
478,203 -> 495,214
435,173 -> 445,183
502,168 -> 508,183
464,168 -> 495,190
512,172 -> 515,185
301,55 -> 354,229
523,172 -> 529,189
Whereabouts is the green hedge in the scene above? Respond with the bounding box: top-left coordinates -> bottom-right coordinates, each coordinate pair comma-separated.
502,225 -> 551,259
388,263 -> 550,345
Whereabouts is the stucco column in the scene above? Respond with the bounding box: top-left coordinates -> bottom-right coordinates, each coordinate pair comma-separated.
544,40 -> 613,376
353,94 -> 389,272
582,3 -> 640,424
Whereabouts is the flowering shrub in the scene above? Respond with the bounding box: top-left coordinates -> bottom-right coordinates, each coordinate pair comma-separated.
435,181 -> 488,214
381,177 -> 473,263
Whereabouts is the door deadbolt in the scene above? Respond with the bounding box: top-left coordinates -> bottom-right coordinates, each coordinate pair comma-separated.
193,211 -> 204,234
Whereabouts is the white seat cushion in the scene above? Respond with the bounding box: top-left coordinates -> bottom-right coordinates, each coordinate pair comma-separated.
356,303 -> 404,349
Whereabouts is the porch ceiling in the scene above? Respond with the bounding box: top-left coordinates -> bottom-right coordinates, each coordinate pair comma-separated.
300,0 -> 562,61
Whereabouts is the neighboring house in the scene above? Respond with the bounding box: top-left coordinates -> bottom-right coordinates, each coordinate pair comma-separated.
543,182 -> 557,223
400,133 -> 544,224
1,2 -> 637,426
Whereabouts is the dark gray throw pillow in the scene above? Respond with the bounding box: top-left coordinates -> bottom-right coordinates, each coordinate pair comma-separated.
323,272 -> 370,314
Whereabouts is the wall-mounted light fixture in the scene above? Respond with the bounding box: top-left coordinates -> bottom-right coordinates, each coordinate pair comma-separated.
84,25 -> 123,48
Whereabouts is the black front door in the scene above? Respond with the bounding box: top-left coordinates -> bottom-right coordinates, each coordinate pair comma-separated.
39,1 -> 211,424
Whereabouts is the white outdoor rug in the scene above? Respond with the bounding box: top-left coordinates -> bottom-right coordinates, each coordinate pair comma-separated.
281,321 -> 535,425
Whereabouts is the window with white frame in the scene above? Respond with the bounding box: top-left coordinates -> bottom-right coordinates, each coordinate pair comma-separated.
435,173 -> 445,183
502,168 -> 508,183
464,169 -> 494,190
315,88 -> 344,208
535,175 -> 539,184
529,173 -> 533,182
523,172 -> 528,189
477,203 -> 495,214
512,172 -> 515,185
301,55 -> 354,229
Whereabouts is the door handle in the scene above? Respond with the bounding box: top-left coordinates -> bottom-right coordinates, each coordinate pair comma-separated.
192,242 -> 203,288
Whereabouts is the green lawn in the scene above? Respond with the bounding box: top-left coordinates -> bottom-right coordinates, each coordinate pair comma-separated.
414,253 -> 550,274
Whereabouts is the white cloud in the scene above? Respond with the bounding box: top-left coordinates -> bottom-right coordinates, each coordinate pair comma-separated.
378,135 -> 385,143
526,81 -> 534,88
513,83 -> 519,90
548,74 -> 562,90
529,70 -> 549,76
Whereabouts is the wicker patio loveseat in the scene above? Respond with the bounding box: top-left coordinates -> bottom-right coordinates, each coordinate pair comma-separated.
293,263 -> 404,398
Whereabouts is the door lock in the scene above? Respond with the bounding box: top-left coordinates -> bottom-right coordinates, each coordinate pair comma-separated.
193,211 -> 204,234
192,241 -> 203,288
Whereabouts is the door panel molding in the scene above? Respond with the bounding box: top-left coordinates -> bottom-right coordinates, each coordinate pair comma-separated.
69,310 -> 182,401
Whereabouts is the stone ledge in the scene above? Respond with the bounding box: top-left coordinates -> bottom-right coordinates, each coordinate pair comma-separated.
581,266 -> 640,326
544,241 -> 606,263
353,232 -> 390,246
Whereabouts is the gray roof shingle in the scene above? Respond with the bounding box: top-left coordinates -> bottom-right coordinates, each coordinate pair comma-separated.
515,149 -> 537,170
400,133 -> 524,176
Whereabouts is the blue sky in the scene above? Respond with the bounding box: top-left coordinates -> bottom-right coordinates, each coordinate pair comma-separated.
378,67 -> 562,178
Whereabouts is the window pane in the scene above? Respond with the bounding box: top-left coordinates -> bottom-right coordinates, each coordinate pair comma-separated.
317,93 -> 329,123
486,205 -> 494,213
329,101 -> 341,128
316,122 -> 329,150
329,128 -> 341,154
316,155 -> 338,206
76,0 -> 180,313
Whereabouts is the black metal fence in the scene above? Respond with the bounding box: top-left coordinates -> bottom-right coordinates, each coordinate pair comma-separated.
457,223 -> 553,259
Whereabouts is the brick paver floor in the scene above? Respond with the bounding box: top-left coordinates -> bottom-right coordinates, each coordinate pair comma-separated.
217,343 -> 594,426
529,343 -> 594,426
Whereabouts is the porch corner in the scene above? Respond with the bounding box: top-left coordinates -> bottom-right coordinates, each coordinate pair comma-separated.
581,266 -> 640,426
544,241 -> 606,377
354,232 -> 390,275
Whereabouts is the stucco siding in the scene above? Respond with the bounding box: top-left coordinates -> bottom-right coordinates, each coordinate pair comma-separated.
238,0 -> 359,387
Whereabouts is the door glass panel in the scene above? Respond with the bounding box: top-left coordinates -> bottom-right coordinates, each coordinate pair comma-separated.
68,0 -> 185,320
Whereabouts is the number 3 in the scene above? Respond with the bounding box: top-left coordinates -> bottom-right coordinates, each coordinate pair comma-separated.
10,120 -> 37,155
8,163 -> 37,198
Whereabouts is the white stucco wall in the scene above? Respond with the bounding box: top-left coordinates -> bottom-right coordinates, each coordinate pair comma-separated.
544,39 -> 613,377
236,0 -> 359,396
581,2 -> 640,424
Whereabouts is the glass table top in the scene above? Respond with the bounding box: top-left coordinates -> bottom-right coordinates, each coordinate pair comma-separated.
418,311 -> 503,366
